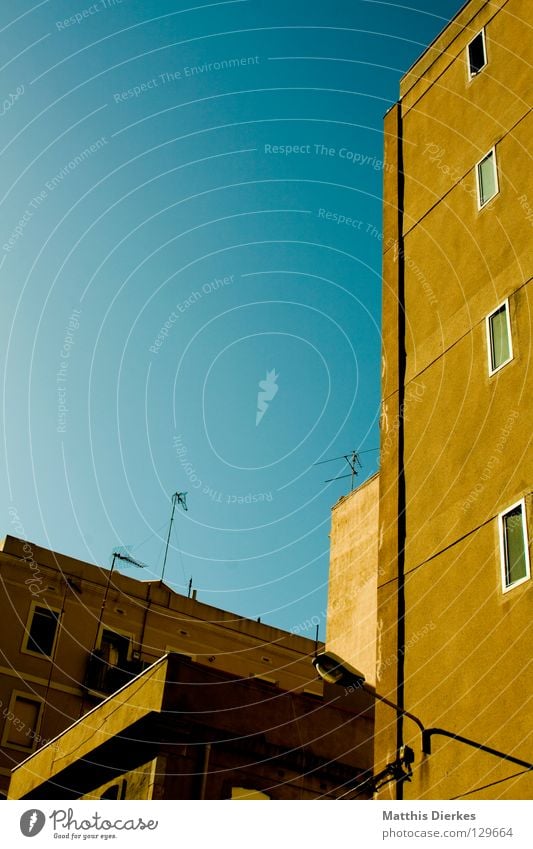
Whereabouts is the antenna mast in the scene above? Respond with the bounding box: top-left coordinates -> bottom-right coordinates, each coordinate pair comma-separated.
314,447 -> 379,492
314,450 -> 363,491
161,491 -> 188,584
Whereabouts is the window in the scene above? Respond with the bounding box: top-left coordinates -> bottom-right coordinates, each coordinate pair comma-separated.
1,691 -> 43,752
22,603 -> 60,657
100,784 -> 120,800
100,781 -> 127,800
476,148 -> 498,208
467,29 -> 487,78
231,787 -> 270,800
499,500 -> 530,591
99,629 -> 130,666
486,300 -> 512,374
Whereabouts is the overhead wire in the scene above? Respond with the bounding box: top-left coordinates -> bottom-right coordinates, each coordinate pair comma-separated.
128,520 -> 169,554
449,768 -> 532,799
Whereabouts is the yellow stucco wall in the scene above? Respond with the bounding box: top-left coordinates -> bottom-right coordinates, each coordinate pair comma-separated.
377,0 -> 532,799
83,757 -> 160,800
8,656 -> 167,799
326,474 -> 379,687
0,535 -> 321,795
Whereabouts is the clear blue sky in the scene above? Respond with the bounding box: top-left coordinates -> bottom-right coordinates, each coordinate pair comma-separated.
1,0 -> 464,634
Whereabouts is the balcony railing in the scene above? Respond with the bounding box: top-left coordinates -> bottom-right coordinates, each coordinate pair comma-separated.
84,650 -> 148,696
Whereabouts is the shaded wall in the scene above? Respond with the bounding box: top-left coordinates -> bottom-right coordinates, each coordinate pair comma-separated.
326,474 -> 379,687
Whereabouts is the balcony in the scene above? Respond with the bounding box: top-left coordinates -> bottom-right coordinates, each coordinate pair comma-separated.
84,650 -> 148,697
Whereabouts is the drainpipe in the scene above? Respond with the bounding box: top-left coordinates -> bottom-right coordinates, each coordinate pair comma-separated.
139,583 -> 152,654
395,100 -> 407,800
199,742 -> 211,799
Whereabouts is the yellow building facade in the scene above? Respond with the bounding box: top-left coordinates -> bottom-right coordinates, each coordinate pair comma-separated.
0,534 -> 323,797
376,0 -> 532,799
326,474 -> 379,689
8,654 -> 373,801
325,0 -> 532,800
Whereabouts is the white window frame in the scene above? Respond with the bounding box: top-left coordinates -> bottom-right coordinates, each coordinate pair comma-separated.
499,498 -> 530,593
21,600 -> 62,659
475,147 -> 499,209
466,28 -> 487,80
485,298 -> 513,375
0,690 -> 44,753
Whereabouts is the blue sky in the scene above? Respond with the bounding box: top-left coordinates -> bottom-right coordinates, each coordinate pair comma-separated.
1,0 -> 464,634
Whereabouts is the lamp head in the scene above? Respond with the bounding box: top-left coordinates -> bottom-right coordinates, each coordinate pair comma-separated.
313,651 -> 366,688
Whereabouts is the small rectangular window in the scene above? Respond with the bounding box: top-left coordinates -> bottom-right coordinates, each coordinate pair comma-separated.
100,629 -> 130,667
1,692 -> 43,751
467,30 -> 487,78
499,500 -> 530,591
476,148 -> 498,208
23,603 -> 60,657
486,300 -> 512,374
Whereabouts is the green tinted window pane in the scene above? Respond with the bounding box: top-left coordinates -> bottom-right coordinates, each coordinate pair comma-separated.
504,506 -> 527,586
479,153 -> 496,205
490,306 -> 510,369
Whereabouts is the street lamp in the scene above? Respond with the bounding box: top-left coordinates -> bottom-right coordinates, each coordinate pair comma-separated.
313,650 -> 426,737
313,650 -> 533,773
312,651 -> 366,688
313,651 -> 416,794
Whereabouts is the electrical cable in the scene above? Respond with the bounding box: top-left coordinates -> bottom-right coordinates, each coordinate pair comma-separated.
128,521 -> 169,554
449,768 -> 532,799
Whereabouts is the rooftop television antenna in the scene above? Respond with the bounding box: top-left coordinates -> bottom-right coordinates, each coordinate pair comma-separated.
161,492 -> 188,584
111,549 -> 148,571
90,549 -> 147,660
314,448 -> 378,491
314,450 -> 362,490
